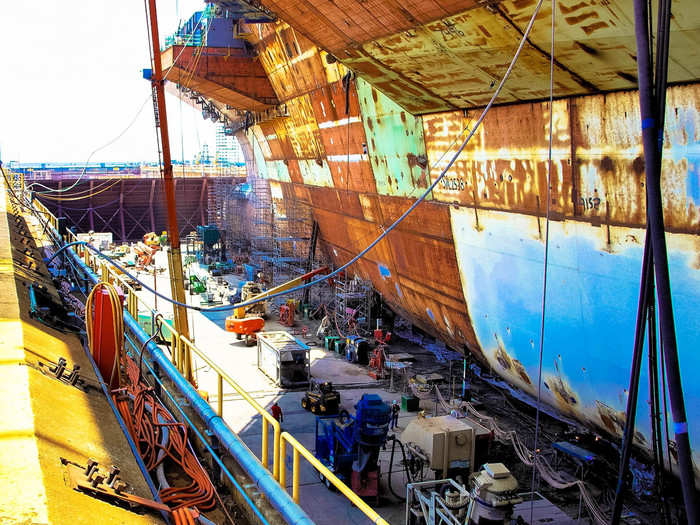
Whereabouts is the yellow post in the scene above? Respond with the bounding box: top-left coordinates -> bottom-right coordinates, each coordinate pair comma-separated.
217,374 -> 223,417
170,331 -> 178,366
177,337 -> 184,373
293,448 -> 300,504
273,423 -> 281,480
185,341 -> 192,382
279,432 -> 391,525
262,420 -> 269,470
279,438 -> 286,491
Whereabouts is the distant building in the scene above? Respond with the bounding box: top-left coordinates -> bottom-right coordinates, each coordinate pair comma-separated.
215,124 -> 243,166
196,143 -> 211,164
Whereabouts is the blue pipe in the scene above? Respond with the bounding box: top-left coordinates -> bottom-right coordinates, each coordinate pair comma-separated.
66,236 -> 314,525
121,313 -> 313,525
123,333 -> 272,525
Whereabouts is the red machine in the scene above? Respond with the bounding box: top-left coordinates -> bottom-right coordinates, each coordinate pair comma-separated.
224,316 -> 265,346
134,242 -> 158,268
226,267 -> 329,345
351,470 -> 379,499
86,283 -> 125,389
368,329 -> 391,380
279,304 -> 295,327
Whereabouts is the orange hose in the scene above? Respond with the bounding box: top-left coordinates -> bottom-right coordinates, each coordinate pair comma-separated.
118,353 -> 216,511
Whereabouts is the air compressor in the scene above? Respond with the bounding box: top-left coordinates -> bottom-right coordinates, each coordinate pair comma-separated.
314,394 -> 390,501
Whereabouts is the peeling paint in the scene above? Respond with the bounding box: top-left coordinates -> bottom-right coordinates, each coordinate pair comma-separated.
297,159 -> 334,187
179,12 -> 700,474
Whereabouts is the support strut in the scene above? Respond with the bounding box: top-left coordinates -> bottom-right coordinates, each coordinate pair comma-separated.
611,0 -> 699,522
145,0 -> 191,377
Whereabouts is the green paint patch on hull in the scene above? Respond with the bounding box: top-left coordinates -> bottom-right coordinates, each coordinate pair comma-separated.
356,77 -> 431,198
298,158 -> 334,187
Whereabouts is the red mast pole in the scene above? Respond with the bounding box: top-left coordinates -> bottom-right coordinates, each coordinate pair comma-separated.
146,0 -> 192,380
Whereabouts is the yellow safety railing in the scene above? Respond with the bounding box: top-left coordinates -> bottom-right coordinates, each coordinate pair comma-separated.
22,183 -> 389,523
172,333 -> 282,480
280,432 -> 390,525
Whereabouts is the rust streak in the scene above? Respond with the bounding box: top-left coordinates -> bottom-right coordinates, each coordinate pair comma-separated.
494,5 -> 599,92
354,47 -> 457,111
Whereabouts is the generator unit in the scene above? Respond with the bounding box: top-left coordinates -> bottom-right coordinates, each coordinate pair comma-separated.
405,463 -> 523,525
400,414 -> 492,479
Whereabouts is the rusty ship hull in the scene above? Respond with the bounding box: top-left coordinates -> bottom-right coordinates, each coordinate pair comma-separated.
163,0 -> 700,474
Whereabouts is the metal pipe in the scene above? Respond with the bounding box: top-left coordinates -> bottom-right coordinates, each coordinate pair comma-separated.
145,0 -> 191,348
262,420 -> 269,470
632,0 -> 698,521
124,313 -> 313,524
611,232 -> 652,524
132,313 -> 314,523
647,284 -> 670,525
217,374 -> 223,417
293,449 -> 300,503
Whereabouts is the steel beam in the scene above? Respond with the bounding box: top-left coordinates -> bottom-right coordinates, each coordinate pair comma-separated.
119,180 -> 126,242
89,180 -> 95,231
57,180 -> 63,218
630,0 -> 698,522
149,179 -> 156,233
199,178 -> 207,226
146,0 -> 191,357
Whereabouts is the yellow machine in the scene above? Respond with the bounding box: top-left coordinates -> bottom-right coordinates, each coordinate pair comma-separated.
226,267 -> 329,346
143,232 -> 161,249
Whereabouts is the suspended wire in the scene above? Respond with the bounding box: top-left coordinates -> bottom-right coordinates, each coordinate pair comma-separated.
25,96 -> 152,195
46,0 -> 548,315
181,27 -> 210,90
530,0 -> 556,521
54,183 -> 141,211
36,179 -> 122,201
26,7 -> 211,197
34,177 -> 117,199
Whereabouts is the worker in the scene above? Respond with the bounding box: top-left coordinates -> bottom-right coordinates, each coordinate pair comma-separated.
390,400 -> 400,430
271,401 -> 283,423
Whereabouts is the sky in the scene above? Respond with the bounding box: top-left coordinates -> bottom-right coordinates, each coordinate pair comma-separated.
0,0 -> 217,164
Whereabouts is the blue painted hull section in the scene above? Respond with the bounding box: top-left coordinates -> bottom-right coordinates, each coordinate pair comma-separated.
451,209 -> 700,472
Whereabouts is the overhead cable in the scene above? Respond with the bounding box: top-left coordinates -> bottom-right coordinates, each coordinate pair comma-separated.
530,0 -> 557,522
26,8 -> 211,196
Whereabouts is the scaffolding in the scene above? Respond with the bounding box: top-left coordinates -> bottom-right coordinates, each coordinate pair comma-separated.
207,177 -> 227,228
269,195 -> 312,284
334,273 -> 373,336
220,181 -> 251,255
249,175 -> 273,277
